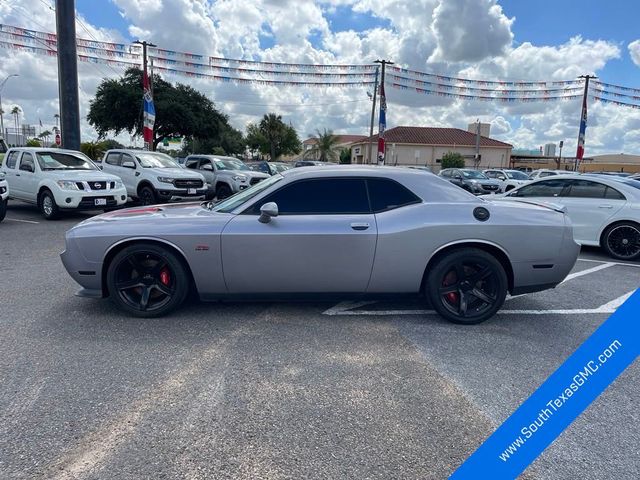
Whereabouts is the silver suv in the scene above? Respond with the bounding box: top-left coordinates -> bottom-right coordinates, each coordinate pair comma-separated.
184,155 -> 269,199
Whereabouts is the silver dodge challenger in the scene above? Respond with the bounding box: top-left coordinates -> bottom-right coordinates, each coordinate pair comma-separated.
61,166 -> 580,324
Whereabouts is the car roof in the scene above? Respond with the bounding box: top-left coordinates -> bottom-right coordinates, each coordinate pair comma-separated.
8,147 -> 83,154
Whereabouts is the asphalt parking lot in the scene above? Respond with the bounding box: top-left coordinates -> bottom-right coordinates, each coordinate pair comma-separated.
1,201 -> 638,480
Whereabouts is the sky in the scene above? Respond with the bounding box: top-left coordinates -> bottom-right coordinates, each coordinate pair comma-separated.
1,0 -> 640,156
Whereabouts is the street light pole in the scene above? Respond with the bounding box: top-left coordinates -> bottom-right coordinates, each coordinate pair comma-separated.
0,74 -> 19,140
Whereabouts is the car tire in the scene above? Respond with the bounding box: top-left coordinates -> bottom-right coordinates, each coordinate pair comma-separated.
106,243 -> 191,318
216,184 -> 232,199
601,222 -> 640,261
139,185 -> 157,206
426,248 -> 508,325
39,189 -> 60,220
0,199 -> 6,222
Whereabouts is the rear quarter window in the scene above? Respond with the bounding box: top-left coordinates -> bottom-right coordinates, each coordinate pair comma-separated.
367,178 -> 421,213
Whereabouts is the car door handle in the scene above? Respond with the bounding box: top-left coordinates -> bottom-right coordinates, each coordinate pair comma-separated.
598,205 -> 614,209
350,222 -> 370,231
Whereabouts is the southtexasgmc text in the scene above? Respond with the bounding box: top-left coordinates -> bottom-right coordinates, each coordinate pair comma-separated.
61,166 -> 580,324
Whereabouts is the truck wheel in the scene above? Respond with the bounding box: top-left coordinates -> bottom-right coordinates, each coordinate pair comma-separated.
39,190 -> 60,220
216,184 -> 232,199
0,199 -> 6,222
139,186 -> 157,205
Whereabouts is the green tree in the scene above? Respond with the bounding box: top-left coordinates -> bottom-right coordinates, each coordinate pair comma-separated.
87,68 -> 243,153
80,141 -> 105,161
441,151 -> 466,169
98,138 -> 124,150
304,128 -> 341,162
339,148 -> 351,164
10,106 -> 21,132
246,113 -> 301,161
38,130 -> 52,145
26,138 -> 41,147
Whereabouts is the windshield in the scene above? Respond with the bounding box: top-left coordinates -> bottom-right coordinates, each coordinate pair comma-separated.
273,163 -> 291,173
136,152 -> 179,168
214,158 -> 250,171
36,151 -> 97,171
506,170 -> 530,180
209,174 -> 282,213
461,170 -> 488,179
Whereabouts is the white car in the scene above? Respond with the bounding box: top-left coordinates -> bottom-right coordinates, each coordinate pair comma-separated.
483,168 -> 531,192
0,171 -> 8,222
99,149 -> 207,205
528,169 -> 573,180
495,174 -> 640,260
0,148 -> 127,220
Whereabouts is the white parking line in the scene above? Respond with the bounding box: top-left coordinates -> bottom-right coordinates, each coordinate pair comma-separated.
558,262 -> 615,284
578,258 -> 640,268
4,217 -> 40,224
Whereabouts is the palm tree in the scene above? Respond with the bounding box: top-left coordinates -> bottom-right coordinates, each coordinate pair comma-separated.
11,106 -> 21,132
39,129 -> 52,145
304,128 -> 340,162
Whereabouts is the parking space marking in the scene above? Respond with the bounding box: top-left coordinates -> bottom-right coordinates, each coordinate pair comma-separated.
578,257 -> 640,268
4,217 -> 40,224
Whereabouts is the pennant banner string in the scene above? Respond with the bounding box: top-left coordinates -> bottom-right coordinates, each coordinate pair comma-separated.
390,83 -> 583,102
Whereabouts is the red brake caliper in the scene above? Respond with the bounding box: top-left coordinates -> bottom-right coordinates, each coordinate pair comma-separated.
443,270 -> 458,303
159,267 -> 171,286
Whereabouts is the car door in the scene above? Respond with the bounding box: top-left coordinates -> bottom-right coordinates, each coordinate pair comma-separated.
1,150 -> 21,198
221,177 -> 377,293
450,169 -> 465,187
196,158 -> 216,184
558,179 -> 627,244
15,152 -> 39,202
118,153 -> 139,193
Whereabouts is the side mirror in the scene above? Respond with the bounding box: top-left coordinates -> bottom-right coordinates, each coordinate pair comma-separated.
122,160 -> 136,169
202,164 -> 213,171
258,202 -> 278,223
498,175 -> 506,181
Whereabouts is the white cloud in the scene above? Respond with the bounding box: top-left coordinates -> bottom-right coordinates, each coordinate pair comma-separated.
0,0 -> 637,156
629,39 -> 640,67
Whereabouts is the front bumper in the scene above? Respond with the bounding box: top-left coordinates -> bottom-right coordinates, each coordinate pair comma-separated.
54,188 -> 128,209
60,246 -> 105,297
157,188 -> 207,202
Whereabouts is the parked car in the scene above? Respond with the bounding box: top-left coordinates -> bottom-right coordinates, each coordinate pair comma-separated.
528,169 -> 573,180
0,171 -> 8,222
98,150 -> 207,205
494,175 -> 640,260
483,168 -> 531,192
294,160 -> 334,167
0,147 -> 127,219
246,161 -> 292,176
405,166 -> 433,173
439,168 -> 502,194
583,171 -> 632,178
60,166 -> 579,324
184,155 -> 270,199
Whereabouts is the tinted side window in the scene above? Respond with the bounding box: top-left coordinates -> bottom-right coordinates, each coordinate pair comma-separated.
539,172 -> 555,177
248,178 -> 369,215
566,180 -> 607,199
512,179 -> 569,197
604,186 -> 625,200
5,151 -> 19,169
105,152 -> 121,166
440,169 -> 451,177
367,178 -> 421,212
185,158 -> 199,169
484,171 -> 496,178
19,153 -> 35,172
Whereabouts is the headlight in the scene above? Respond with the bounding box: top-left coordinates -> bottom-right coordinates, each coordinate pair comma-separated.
157,177 -> 175,184
113,180 -> 124,189
232,175 -> 247,182
57,180 -> 79,190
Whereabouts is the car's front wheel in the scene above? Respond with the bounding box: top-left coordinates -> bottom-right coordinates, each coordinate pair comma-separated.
216,184 -> 233,199
106,243 -> 191,317
139,186 -> 157,205
426,248 -> 508,324
0,199 -> 6,222
39,190 -> 60,220
602,222 -> 640,261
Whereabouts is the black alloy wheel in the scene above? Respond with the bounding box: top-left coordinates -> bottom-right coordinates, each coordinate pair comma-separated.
139,186 -> 157,206
427,248 -> 508,324
106,244 -> 190,317
603,223 -> 640,261
216,184 -> 232,199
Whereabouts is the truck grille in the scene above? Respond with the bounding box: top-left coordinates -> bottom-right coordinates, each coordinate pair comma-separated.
74,181 -> 115,190
482,184 -> 499,191
175,179 -> 203,189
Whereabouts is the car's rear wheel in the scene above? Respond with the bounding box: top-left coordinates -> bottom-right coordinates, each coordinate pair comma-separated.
426,248 -> 508,324
139,186 -> 157,206
106,244 -> 190,317
602,222 -> 640,261
0,199 -> 6,222
216,184 -> 232,199
39,190 -> 60,220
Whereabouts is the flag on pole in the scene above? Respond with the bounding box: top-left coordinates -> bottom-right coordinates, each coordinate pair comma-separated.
576,93 -> 587,161
39,118 -> 43,127
143,69 -> 155,147
377,83 -> 386,165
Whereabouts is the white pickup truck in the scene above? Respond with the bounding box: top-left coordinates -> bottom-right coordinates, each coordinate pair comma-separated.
99,149 -> 207,205
0,147 -> 127,219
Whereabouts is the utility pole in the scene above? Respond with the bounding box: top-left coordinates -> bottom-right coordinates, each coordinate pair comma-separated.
55,0 -> 81,150
134,40 -> 156,151
558,140 -> 563,169
374,59 -> 393,165
474,119 -> 481,168
575,74 -> 596,171
367,66 -> 379,164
